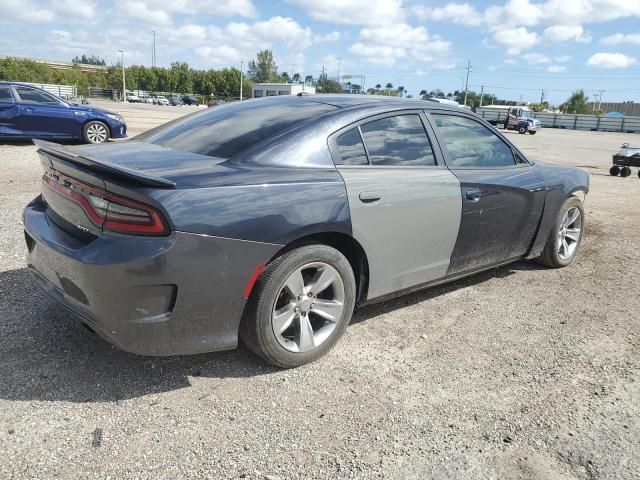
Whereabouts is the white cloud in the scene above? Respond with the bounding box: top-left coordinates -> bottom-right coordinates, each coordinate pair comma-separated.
587,52 -> 637,68
349,23 -> 451,66
424,0 -> 640,28
414,3 -> 486,26
522,52 -> 551,64
601,32 -> 640,45
547,65 -> 567,72
127,2 -> 172,26
140,0 -> 257,17
493,27 -> 539,55
53,0 -> 96,20
313,31 -> 341,43
251,16 -> 312,48
289,0 -> 403,26
3,0 -> 55,22
543,25 -> 591,43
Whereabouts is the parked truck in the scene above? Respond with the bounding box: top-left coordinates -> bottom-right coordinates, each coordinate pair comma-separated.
476,105 -> 541,135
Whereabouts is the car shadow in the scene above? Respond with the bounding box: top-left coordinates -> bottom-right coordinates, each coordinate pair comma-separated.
0,267 -> 275,404
0,260 -> 543,403
352,260 -> 544,324
0,138 -> 82,146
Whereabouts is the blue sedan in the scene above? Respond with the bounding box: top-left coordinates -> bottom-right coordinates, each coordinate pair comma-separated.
0,82 -> 127,143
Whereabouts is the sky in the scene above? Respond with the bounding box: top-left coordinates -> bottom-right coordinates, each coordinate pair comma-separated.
1,0 -> 640,105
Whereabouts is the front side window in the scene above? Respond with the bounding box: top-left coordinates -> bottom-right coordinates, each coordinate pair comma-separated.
15,87 -> 59,104
432,114 -> 516,168
334,127 -> 368,165
360,114 -> 436,166
0,86 -> 13,102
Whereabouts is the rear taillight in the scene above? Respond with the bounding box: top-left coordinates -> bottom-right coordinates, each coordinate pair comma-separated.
43,174 -> 170,236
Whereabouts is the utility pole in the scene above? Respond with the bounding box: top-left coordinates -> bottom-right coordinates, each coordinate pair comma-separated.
321,65 -> 326,80
597,89 -> 604,111
479,85 -> 484,107
337,57 -> 341,85
240,60 -> 243,100
463,60 -> 471,106
118,50 -> 126,102
540,89 -> 545,104
152,31 -> 156,67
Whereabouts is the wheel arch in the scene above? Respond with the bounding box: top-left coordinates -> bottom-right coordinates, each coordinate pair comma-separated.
271,231 -> 370,305
82,118 -> 111,140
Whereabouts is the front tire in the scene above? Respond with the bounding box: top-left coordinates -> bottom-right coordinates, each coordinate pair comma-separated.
240,244 -> 356,368
82,121 -> 110,144
535,196 -> 584,268
518,126 -> 527,134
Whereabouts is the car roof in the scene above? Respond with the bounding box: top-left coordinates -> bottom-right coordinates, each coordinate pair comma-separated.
278,93 -> 468,113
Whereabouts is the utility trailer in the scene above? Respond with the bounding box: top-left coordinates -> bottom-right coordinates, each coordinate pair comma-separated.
610,143 -> 640,178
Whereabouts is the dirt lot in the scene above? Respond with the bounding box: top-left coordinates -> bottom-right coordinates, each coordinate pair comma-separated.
0,104 -> 638,479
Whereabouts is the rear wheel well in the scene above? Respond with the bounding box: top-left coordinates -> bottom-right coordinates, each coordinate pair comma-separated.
276,232 -> 369,304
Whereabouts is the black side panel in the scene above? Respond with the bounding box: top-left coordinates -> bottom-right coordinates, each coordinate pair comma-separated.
526,162 -> 590,259
447,167 -> 546,274
150,166 -> 352,244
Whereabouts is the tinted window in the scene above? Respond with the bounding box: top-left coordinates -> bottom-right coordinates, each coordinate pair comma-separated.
15,87 -> 58,104
360,114 -> 436,166
335,128 -> 368,165
139,97 -> 337,159
432,114 -> 515,167
0,87 -> 13,102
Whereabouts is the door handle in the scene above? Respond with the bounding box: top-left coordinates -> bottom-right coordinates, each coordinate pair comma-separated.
465,188 -> 481,202
359,191 -> 381,203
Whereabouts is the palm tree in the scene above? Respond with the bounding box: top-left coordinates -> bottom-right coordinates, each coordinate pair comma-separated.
419,89 -> 427,99
375,83 -> 381,89
397,86 -> 405,97
385,83 -> 393,95
292,73 -> 301,83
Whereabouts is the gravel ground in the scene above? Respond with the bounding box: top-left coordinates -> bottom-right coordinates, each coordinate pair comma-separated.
0,106 -> 639,479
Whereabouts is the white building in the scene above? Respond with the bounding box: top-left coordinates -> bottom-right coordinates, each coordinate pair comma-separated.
252,83 -> 315,98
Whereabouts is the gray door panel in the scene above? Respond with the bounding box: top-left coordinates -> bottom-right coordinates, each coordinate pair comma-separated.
338,166 -> 461,300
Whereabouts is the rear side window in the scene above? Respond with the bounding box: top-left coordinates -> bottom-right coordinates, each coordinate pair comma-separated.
334,128 -> 368,165
360,114 -> 436,166
432,114 -> 516,167
138,98 -> 337,159
15,86 -> 59,104
0,86 -> 13,102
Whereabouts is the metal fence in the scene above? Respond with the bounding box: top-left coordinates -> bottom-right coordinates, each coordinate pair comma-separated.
23,82 -> 77,99
476,109 -> 640,134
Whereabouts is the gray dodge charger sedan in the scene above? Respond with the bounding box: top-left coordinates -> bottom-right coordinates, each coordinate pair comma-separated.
24,95 -> 589,367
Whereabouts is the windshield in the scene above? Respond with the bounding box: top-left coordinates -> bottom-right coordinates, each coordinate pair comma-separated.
137,97 -> 337,159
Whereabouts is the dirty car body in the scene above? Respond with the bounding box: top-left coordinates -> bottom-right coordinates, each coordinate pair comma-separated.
23,95 -> 589,356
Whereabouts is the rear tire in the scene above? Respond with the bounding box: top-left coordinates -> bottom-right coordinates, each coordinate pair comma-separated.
620,166 -> 631,177
82,121 -> 109,144
529,130 -> 537,135
240,244 -> 356,368
535,196 -> 584,268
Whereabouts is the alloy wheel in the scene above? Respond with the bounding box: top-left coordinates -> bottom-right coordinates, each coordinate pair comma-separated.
86,123 -> 108,143
272,262 -> 345,353
557,206 -> 582,260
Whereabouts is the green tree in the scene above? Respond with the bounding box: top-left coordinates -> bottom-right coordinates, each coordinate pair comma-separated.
292,73 -> 301,83
316,78 -> 342,93
419,89 -> 428,99
247,49 -> 279,83
304,74 -> 313,85
560,89 -> 590,114
397,86 -> 405,97
385,82 -> 393,95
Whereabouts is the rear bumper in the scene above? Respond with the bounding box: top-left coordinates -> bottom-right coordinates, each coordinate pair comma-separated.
23,196 -> 281,356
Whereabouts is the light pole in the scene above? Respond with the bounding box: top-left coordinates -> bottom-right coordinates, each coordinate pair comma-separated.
239,60 -> 243,101
152,31 -> 156,67
118,50 -> 126,102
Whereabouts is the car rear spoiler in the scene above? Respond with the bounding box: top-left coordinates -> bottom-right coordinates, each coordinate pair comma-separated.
33,139 -> 176,189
